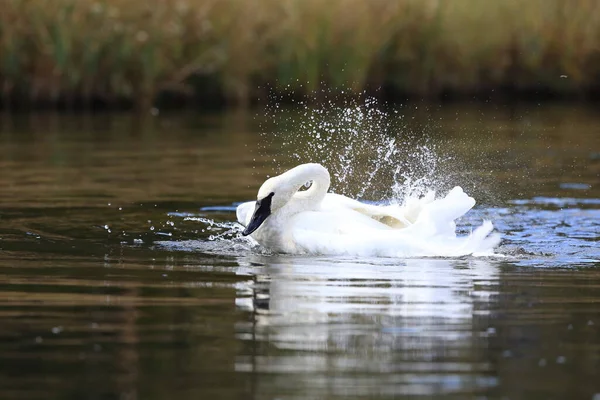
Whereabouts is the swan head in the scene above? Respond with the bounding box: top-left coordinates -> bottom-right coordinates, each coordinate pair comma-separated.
241,190 -> 275,236
240,176 -> 297,236
242,163 -> 330,236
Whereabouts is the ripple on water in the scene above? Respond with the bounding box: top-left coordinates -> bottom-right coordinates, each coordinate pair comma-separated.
477,198 -> 600,267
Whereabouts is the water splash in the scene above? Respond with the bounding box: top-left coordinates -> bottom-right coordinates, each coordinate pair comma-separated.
154,214 -> 264,254
259,92 -> 455,204
156,216 -> 273,255
183,217 -> 242,241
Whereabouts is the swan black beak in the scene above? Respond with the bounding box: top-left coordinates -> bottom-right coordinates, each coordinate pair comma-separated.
242,192 -> 274,236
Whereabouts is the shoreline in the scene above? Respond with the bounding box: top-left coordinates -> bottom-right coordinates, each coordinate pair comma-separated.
2,0 -> 600,111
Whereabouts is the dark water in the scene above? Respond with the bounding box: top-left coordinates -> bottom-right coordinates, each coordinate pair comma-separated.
0,104 -> 599,400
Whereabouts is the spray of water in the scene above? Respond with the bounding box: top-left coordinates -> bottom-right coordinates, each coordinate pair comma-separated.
183,217 -> 242,242
154,215 -> 264,254
258,91 -> 456,205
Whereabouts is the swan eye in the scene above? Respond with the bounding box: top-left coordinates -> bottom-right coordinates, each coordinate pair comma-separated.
299,181 -> 312,191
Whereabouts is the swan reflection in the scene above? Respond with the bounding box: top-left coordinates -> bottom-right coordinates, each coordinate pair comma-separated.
234,256 -> 501,397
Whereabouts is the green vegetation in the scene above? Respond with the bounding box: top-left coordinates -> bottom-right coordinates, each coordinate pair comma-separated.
1,0 -> 600,109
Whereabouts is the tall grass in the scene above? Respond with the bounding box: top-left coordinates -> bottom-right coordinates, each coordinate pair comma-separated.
1,0 -> 600,110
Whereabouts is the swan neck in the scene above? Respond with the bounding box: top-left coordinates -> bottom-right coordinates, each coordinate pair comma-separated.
291,165 -> 330,205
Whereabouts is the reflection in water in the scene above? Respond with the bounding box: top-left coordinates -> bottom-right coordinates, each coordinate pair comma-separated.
235,256 -> 501,397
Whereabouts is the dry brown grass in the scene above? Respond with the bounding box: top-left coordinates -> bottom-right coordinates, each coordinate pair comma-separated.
1,0 -> 600,109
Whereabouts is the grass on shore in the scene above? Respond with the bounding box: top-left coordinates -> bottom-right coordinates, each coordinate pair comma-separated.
1,0 -> 600,110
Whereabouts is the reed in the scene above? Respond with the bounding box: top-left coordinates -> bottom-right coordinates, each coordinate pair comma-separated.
1,0 -> 600,110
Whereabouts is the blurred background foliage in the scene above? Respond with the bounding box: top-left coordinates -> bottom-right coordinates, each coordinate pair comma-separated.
1,0 -> 600,110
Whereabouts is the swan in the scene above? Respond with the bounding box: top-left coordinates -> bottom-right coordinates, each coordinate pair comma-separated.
236,163 -> 500,257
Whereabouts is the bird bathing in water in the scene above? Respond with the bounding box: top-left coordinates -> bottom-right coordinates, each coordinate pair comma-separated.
236,163 -> 500,257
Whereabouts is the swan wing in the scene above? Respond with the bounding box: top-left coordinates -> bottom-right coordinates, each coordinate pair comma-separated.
290,186 -> 499,257
321,192 -> 436,229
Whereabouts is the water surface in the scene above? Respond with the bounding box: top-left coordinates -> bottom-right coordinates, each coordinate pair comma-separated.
0,104 -> 599,399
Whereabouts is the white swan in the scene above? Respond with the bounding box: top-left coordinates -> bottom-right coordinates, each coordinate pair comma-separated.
236,163 -> 500,257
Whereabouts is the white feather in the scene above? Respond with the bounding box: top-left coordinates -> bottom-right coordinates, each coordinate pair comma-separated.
237,163 -> 500,257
